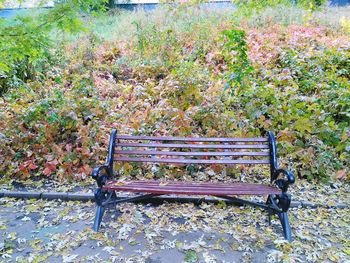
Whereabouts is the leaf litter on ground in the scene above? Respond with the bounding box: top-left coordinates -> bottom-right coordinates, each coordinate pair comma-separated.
0,181 -> 349,262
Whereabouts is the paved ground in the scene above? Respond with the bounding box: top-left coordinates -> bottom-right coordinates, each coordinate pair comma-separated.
0,196 -> 349,263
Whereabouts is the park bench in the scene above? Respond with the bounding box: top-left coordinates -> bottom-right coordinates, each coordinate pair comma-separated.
92,129 -> 295,241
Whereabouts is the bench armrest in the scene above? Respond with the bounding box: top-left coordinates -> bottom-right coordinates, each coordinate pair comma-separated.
91,165 -> 112,187
92,129 -> 117,187
273,168 -> 295,192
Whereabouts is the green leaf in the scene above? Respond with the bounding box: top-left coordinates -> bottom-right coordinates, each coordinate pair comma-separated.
184,250 -> 198,263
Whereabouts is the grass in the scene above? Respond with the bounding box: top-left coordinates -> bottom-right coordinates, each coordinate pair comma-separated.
244,5 -> 350,28
82,5 -> 350,43
87,7 -> 233,41
6,4 -> 349,44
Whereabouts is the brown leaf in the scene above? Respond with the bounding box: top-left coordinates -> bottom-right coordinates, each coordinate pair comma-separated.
336,170 -> 347,180
19,165 -> 30,179
43,160 -> 58,176
78,164 -> 92,175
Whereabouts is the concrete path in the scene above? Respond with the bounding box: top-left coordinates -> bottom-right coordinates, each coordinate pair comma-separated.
0,197 -> 349,262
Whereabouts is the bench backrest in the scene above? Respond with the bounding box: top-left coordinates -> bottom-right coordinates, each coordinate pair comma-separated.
106,130 -> 277,177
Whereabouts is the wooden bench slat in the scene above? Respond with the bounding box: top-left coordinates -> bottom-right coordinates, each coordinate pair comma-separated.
114,157 -> 269,164
116,143 -> 269,149
116,135 -> 268,142
103,180 -> 280,195
106,180 -> 266,188
114,150 -> 269,156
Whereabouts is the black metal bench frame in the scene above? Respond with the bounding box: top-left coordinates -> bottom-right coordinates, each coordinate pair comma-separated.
92,129 -> 295,241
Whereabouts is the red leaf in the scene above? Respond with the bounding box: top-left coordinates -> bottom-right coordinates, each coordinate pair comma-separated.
78,164 -> 92,175
43,160 -> 58,176
28,163 -> 38,170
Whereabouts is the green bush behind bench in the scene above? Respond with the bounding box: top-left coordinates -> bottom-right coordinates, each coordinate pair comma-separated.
0,4 -> 349,182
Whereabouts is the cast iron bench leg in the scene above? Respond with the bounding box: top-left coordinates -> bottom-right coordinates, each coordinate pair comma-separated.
93,205 -> 105,231
267,194 -> 292,241
93,188 -> 115,231
278,212 -> 292,241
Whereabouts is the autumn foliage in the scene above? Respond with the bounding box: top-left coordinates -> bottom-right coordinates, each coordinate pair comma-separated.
0,6 -> 349,181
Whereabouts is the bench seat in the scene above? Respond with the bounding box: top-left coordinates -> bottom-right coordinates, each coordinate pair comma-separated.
103,180 -> 281,196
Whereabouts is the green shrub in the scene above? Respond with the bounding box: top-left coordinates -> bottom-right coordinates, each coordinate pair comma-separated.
230,42 -> 350,180
0,0 -> 108,94
221,28 -> 253,95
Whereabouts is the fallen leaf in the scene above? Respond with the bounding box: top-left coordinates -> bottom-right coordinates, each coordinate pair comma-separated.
336,170 -> 347,180
62,254 -> 78,263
